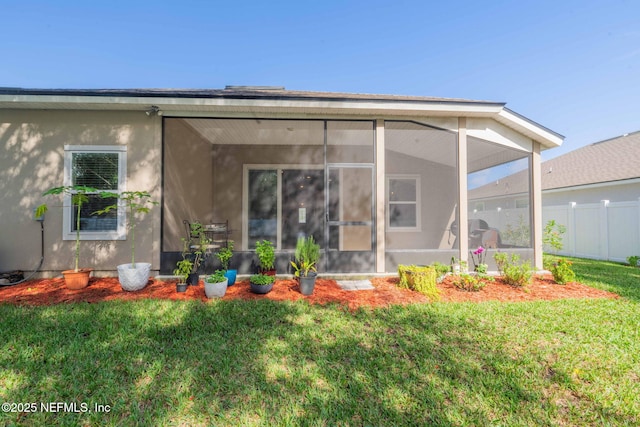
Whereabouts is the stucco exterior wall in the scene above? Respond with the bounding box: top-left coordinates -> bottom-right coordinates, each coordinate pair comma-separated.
0,109 -> 162,277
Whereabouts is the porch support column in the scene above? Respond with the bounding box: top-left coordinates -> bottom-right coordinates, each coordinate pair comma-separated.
532,141 -> 543,270
375,119 -> 386,273
457,117 -> 469,266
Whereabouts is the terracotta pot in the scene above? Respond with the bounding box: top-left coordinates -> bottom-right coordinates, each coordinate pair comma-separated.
62,268 -> 92,290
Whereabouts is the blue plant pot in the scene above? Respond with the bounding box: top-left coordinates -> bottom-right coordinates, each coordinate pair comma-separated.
224,269 -> 237,286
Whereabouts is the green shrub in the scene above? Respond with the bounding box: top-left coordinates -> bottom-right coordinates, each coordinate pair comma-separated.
451,273 -> 486,292
430,261 -> 450,278
550,258 -> 575,284
494,252 -> 533,287
626,255 -> 640,267
398,265 -> 440,301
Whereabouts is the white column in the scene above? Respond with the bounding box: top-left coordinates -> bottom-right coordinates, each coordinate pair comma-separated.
457,118 -> 468,264
532,142 -> 543,269
375,119 -> 386,273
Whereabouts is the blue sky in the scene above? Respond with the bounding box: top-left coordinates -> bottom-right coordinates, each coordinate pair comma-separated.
2,0 -> 639,159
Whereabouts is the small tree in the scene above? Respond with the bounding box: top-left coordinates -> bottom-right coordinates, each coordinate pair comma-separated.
36,185 -> 109,272
543,220 -> 566,253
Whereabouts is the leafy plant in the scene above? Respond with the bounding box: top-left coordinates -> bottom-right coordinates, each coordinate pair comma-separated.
398,265 -> 440,301
290,236 -> 320,277
550,258 -> 575,284
543,220 -> 566,253
450,257 -> 468,273
430,262 -> 450,278
626,255 -> 640,267
452,273 -> 486,292
173,259 -> 193,283
36,185 -> 111,272
216,240 -> 234,270
494,252 -> 533,287
94,190 -> 158,267
255,240 -> 275,271
250,273 -> 276,286
205,270 -> 227,284
501,214 -> 530,247
182,222 -> 211,273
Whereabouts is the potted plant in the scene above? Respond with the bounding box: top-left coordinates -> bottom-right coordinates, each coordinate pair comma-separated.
216,240 -> 236,285
255,239 -> 276,275
36,185 -> 108,290
95,190 -> 158,291
204,270 -> 228,298
249,273 -> 275,294
290,235 -> 320,295
182,221 -> 211,286
173,258 -> 192,292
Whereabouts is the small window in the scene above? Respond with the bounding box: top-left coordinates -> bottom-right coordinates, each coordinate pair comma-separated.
515,199 -> 529,209
387,175 -> 420,231
63,145 -> 126,240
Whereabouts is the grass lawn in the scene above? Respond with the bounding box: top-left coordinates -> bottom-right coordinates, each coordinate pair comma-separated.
1,258 -> 639,426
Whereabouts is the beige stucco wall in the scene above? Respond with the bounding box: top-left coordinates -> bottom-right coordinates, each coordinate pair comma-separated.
385,150 -> 458,250
0,109 -> 162,277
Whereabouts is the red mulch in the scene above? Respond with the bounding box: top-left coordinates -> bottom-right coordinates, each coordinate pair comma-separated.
0,274 -> 618,310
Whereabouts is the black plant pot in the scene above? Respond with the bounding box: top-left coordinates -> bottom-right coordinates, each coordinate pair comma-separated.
188,273 -> 199,286
250,282 -> 274,294
176,282 -> 188,293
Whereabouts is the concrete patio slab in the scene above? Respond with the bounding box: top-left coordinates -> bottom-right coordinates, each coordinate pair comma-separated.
336,279 -> 375,291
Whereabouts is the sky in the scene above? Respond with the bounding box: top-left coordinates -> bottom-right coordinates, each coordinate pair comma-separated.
2,0 -> 639,160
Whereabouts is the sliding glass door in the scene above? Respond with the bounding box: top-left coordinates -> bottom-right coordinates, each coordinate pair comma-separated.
245,166 -> 324,250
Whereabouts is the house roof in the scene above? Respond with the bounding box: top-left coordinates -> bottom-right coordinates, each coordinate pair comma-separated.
541,130 -> 640,190
469,130 -> 640,199
0,86 -> 563,148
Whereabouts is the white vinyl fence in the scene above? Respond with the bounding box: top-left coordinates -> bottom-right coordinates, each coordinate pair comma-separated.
543,200 -> 640,262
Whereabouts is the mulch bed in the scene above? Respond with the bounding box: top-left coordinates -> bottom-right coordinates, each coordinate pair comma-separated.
0,274 -> 618,310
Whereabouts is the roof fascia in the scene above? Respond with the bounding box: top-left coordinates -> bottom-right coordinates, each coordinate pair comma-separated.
498,108 -> 564,149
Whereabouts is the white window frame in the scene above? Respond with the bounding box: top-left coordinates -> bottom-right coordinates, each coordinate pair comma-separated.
386,174 -> 421,232
63,145 -> 127,241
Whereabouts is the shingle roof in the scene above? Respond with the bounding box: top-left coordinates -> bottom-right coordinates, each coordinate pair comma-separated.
469,131 -> 640,199
541,130 -> 640,190
0,86 -> 502,106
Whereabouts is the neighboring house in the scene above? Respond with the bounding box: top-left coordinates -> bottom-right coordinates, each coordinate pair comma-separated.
469,131 -> 640,262
542,131 -> 640,261
0,86 -> 563,276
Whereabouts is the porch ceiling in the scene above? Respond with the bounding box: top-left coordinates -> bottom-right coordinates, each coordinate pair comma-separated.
176,118 -> 524,172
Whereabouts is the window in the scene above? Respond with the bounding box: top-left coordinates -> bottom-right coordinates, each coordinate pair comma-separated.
63,145 -> 126,240
387,175 -> 420,231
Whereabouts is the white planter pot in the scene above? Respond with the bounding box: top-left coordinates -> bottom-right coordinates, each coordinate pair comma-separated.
117,263 -> 152,291
204,278 -> 228,298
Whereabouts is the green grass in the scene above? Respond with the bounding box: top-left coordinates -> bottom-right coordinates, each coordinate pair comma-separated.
1,258 -> 639,426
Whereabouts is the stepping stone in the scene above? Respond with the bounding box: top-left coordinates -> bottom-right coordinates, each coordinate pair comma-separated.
336,279 -> 374,291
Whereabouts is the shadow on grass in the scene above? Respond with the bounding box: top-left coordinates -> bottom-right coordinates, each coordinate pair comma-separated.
0,298 -> 636,425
